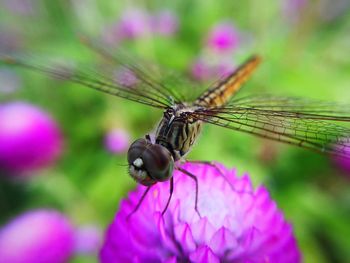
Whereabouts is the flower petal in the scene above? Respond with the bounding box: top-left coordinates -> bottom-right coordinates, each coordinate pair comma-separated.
191,217 -> 216,245
174,223 -> 196,253
189,245 -> 220,263
209,227 -> 237,257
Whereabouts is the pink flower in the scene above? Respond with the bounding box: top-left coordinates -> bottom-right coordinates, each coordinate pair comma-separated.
102,8 -> 179,45
206,22 -> 240,53
104,128 -> 130,154
152,10 -> 179,36
0,102 -> 63,176
74,225 -> 102,255
118,8 -> 152,40
102,8 -> 151,45
0,210 -> 74,263
100,162 -> 301,262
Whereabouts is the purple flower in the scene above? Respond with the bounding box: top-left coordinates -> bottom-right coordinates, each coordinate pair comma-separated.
152,10 -> 179,36
102,8 -> 151,45
100,162 -> 301,262
118,8 -> 152,40
206,22 -> 240,53
332,139 -> 350,174
0,102 -> 63,176
0,209 -> 74,263
104,128 -> 130,154
102,8 -> 178,45
74,225 -> 102,255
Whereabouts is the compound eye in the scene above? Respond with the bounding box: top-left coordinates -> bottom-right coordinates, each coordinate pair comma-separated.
143,144 -> 174,182
127,138 -> 157,186
127,138 -> 148,165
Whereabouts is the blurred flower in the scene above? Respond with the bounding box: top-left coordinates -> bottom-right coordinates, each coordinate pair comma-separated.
0,69 -> 21,94
0,102 -> 63,176
118,8 -> 152,40
282,0 -> 308,22
191,56 -> 234,82
100,162 -> 301,262
101,23 -> 122,46
101,8 -> 151,45
152,10 -> 179,36
0,29 -> 21,53
332,139 -> 350,174
102,8 -> 179,45
74,225 -> 102,255
1,0 -> 36,15
206,22 -> 240,53
0,209 -> 74,263
104,128 -> 130,154
115,68 -> 139,88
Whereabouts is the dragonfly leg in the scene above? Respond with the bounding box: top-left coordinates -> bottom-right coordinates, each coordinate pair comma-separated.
127,186 -> 152,220
161,177 -> 174,216
188,160 -> 252,196
176,167 -> 202,218
188,160 -> 227,180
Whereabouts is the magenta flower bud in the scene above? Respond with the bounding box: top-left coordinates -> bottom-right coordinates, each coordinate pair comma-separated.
0,102 -> 63,176
74,225 -> 102,255
118,8 -> 152,39
100,162 -> 301,262
206,22 -> 240,53
0,210 -> 74,263
152,10 -> 179,36
104,128 -> 130,154
332,140 -> 350,174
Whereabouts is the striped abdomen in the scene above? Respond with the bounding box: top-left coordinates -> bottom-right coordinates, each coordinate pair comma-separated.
195,55 -> 261,107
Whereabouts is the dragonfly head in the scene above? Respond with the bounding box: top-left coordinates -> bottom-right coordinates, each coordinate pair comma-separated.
127,137 -> 174,186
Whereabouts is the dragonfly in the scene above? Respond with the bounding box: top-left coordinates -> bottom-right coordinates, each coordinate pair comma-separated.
1,38 -> 350,216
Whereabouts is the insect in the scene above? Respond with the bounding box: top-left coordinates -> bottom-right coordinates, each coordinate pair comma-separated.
1,38 -> 350,216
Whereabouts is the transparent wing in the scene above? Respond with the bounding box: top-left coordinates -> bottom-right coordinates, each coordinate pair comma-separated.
228,94 -> 350,119
80,36 -> 205,103
0,55 -> 174,109
193,96 -> 350,159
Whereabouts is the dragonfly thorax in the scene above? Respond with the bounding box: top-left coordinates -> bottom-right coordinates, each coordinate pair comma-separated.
155,105 -> 203,161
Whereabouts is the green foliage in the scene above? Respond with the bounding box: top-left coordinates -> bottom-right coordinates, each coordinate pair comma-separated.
1,0 -> 350,262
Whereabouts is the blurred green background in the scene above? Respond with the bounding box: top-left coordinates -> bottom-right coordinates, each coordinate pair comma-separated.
1,0 -> 350,262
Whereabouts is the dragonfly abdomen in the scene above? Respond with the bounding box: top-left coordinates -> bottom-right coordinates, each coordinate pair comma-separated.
195,55 -> 262,107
